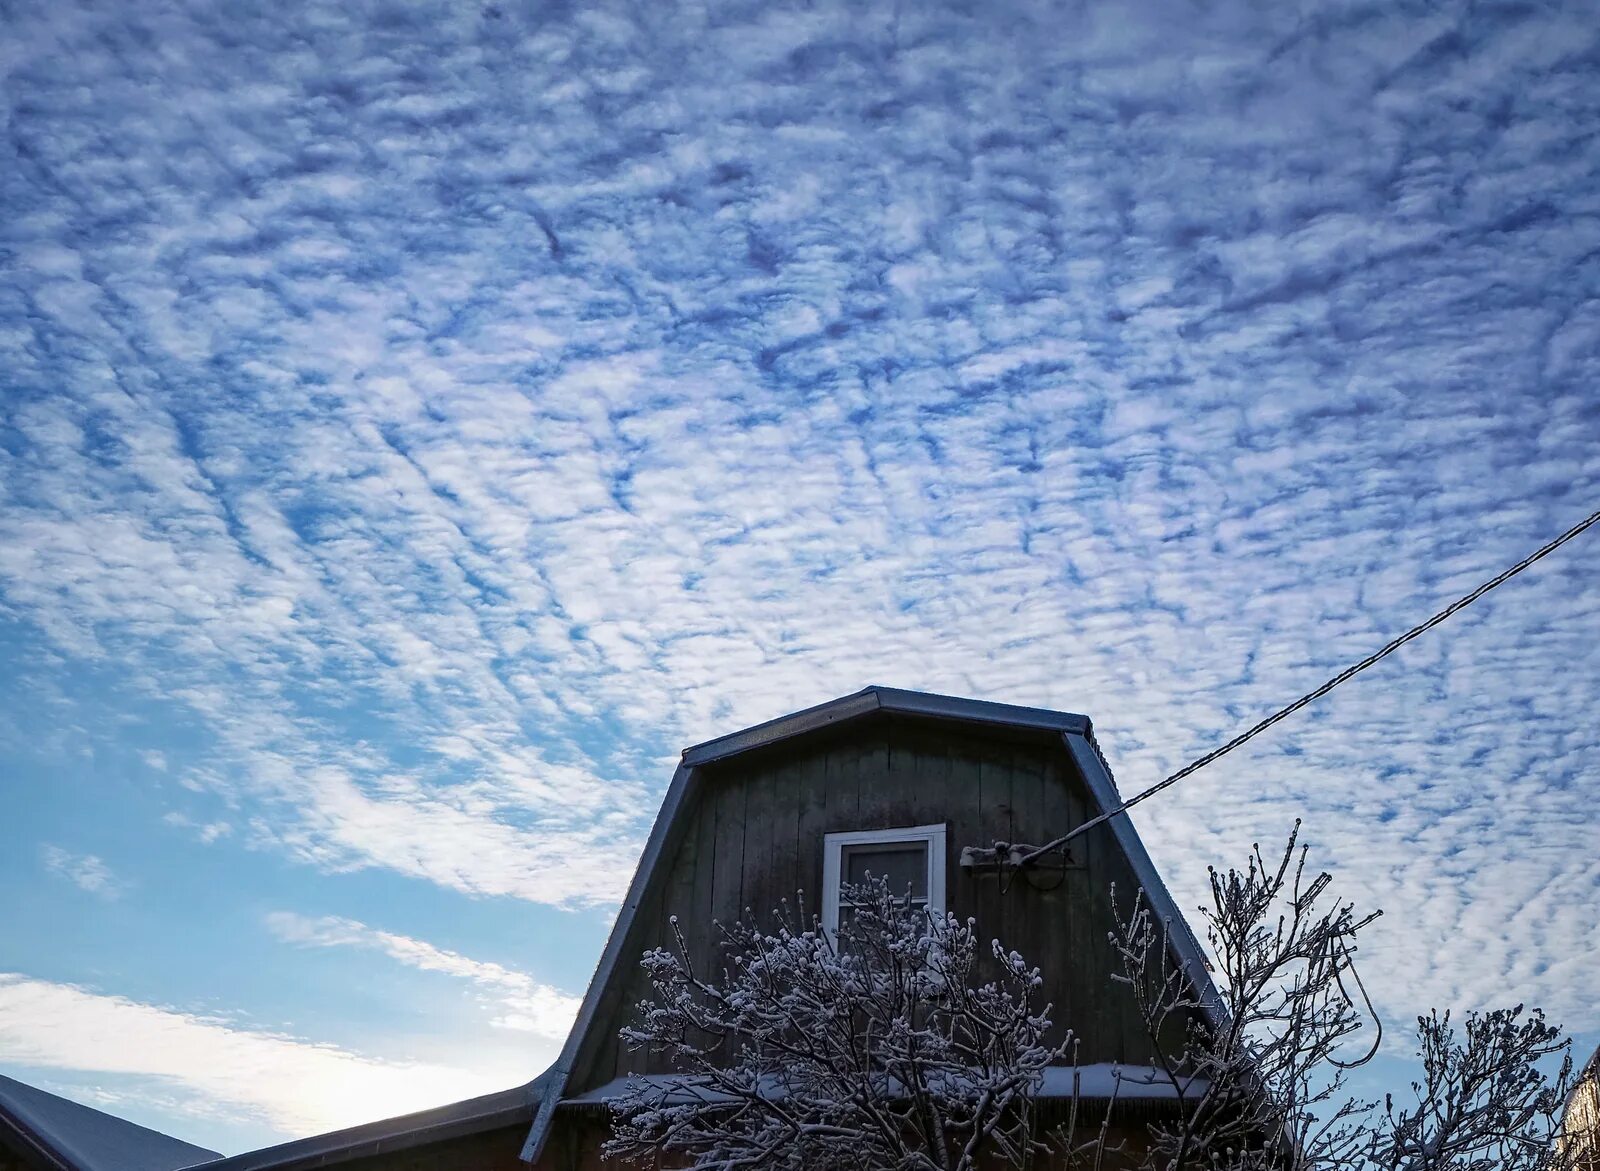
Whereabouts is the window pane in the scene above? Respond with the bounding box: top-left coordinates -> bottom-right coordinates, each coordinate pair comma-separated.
842,841 -> 928,898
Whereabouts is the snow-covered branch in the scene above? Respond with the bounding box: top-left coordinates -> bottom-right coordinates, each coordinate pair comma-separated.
606,880 -> 1073,1171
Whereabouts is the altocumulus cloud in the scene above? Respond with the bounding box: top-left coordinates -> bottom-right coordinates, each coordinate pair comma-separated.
1,0 -> 1599,1059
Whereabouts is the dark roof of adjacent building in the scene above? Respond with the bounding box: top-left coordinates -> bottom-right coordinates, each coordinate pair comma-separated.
187,1077 -> 547,1171
0,1075 -> 220,1171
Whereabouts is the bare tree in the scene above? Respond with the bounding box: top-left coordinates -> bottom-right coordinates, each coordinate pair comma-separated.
605,880 -> 1073,1171
1095,820 -> 1380,1171
1094,822 -> 1577,1171
1373,1006 -> 1574,1171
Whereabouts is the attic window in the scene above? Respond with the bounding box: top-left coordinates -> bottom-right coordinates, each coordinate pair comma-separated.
822,824 -> 946,937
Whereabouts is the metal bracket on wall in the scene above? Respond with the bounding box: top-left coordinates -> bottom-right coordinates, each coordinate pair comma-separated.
958,842 -> 1079,872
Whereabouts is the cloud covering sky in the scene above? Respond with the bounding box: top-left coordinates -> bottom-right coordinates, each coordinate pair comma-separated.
1,0 -> 1598,1154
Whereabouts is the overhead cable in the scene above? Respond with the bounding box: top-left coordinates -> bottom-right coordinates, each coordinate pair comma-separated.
1015,504 -> 1600,868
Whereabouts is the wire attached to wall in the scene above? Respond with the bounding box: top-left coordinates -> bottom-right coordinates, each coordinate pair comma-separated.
1014,503 -> 1600,869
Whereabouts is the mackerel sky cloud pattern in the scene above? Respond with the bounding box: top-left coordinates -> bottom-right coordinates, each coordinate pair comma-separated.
2,0 -> 1599,1153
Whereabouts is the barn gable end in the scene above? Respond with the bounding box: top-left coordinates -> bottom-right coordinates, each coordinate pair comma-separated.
522,687 -> 1219,1164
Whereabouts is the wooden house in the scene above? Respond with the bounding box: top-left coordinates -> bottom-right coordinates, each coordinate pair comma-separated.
196,687 -> 1220,1171
1563,1046 -> 1600,1171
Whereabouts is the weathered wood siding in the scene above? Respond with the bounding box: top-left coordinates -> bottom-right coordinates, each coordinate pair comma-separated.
569,713 -> 1187,1094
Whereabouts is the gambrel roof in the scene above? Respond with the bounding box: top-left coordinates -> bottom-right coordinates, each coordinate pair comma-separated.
520,685 -> 1223,1164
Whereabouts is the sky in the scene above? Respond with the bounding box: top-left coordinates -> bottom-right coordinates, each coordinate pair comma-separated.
1,0 -> 1598,1156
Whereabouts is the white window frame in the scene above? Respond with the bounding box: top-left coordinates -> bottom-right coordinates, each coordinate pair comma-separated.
822,823 -> 947,938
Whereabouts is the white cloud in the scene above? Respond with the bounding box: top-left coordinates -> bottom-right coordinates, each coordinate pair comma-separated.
163,812 -> 233,844
40,846 -> 122,899
265,912 -> 580,1039
0,973 -> 523,1137
275,769 -> 644,909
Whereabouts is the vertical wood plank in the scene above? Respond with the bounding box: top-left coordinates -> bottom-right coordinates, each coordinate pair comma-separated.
708,769 -> 749,971
851,723 -> 893,828
673,778 -> 724,1077
1080,787 -> 1128,1062
822,731 -> 863,835
683,776 -> 720,990
1046,749 -> 1086,1061
1010,744 -> 1074,1053
1073,752 -> 1111,1061
908,729 -> 955,917
792,741 -> 829,927
763,752 -> 801,926
739,763 -> 777,923
875,717 -> 930,831
619,782 -> 711,1078
972,734 -> 1015,970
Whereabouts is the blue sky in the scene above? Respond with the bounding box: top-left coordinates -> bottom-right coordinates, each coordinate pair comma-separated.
2,0 -> 1598,1155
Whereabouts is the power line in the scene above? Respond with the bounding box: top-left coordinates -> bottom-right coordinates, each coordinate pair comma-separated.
1016,503 -> 1600,868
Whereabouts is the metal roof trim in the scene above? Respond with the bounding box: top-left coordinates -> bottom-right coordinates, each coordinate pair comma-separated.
681,687 -> 1090,766
680,688 -> 883,765
520,763 -> 701,1163
1060,730 -> 1228,1034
